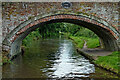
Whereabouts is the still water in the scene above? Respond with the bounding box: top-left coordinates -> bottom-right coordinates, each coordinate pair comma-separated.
2,38 -> 118,79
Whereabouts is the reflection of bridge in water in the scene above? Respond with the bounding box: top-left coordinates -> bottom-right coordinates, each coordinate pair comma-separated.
2,2 -> 120,59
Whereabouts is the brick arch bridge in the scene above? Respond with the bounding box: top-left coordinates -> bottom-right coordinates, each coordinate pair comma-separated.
2,2 -> 120,59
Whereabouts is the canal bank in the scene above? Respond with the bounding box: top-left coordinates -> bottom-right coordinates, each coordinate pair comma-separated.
69,37 -> 120,77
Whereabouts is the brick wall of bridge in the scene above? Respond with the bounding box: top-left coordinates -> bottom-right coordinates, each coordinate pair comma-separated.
2,2 -> 119,41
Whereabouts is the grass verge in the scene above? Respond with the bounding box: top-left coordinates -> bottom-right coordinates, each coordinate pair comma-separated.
94,51 -> 119,74
69,36 -> 84,48
69,36 -> 100,48
86,38 -> 100,48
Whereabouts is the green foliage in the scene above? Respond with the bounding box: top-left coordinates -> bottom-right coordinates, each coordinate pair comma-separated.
69,36 -> 100,49
1,57 -> 13,65
74,28 -> 98,38
38,23 -> 63,38
69,36 -> 85,48
38,22 -> 98,38
22,22 -> 100,48
22,28 -> 41,46
94,51 -> 120,73
87,38 -> 100,48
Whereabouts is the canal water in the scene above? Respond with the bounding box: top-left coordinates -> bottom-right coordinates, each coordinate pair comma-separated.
2,38 -> 118,79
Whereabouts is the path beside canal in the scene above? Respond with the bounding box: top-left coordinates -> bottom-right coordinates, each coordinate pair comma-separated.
80,40 -> 112,60
75,40 -> 119,77
80,48 -> 112,60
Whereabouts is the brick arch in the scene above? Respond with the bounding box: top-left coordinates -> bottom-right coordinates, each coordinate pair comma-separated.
2,14 -> 120,58
10,14 -> 120,42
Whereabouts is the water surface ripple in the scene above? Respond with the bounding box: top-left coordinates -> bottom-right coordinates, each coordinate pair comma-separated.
2,38 -> 118,79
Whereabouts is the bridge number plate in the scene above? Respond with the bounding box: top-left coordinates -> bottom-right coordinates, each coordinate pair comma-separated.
62,2 -> 72,8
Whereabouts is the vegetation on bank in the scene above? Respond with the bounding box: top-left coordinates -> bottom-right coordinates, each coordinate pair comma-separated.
87,38 -> 100,48
69,36 -> 85,48
1,53 -> 13,65
2,57 -> 13,65
94,51 -> 119,74
69,36 -> 100,48
22,28 -> 41,46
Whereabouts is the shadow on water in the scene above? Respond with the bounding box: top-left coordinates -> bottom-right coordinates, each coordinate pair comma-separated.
2,38 -> 119,79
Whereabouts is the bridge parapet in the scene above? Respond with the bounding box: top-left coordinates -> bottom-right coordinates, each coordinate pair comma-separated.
2,2 -> 119,41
